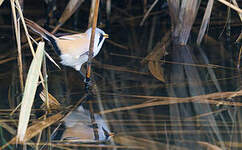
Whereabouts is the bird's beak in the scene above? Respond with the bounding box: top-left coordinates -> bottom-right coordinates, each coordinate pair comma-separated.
103,34 -> 109,39
109,132 -> 115,137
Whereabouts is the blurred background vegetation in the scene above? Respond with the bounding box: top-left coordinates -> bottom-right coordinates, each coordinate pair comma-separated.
0,0 -> 242,149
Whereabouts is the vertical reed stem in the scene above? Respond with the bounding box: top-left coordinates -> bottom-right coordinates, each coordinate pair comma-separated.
85,0 -> 100,85
86,0 -> 100,141
10,0 -> 24,92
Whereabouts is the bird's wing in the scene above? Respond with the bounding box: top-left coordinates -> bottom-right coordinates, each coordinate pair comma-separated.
58,33 -> 86,40
56,33 -> 90,56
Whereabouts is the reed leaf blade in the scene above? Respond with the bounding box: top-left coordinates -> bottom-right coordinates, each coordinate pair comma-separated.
17,42 -> 45,142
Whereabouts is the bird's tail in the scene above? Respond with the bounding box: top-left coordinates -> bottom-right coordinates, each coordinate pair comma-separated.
25,18 -> 61,55
24,18 -> 56,42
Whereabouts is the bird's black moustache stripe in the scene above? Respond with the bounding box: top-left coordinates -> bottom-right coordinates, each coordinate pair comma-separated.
98,34 -> 104,46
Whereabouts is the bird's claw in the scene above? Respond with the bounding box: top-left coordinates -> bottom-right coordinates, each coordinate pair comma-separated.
84,78 -> 93,92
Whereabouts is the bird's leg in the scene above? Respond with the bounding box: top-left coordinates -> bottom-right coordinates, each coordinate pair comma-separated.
79,68 -> 92,88
79,69 -> 86,79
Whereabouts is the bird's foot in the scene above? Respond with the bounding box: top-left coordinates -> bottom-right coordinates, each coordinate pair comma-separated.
84,78 -> 93,92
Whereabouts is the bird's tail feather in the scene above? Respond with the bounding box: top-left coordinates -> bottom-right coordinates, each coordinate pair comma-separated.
25,18 -> 61,55
24,18 -> 56,41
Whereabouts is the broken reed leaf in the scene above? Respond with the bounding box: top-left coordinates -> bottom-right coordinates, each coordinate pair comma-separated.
148,61 -> 165,82
146,42 -> 168,82
17,42 -> 44,142
39,90 -> 60,109
197,141 -> 223,150
52,0 -> 84,33
142,32 -> 170,82
59,0 -> 84,24
1,113 -> 64,149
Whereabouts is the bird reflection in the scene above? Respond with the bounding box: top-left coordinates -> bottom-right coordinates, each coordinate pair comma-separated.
58,105 -> 113,143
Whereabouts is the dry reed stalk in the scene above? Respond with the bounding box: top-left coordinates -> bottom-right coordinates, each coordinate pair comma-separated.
25,142 -> 144,149
43,50 -> 61,69
113,135 -> 188,150
1,113 -> 64,149
100,74 -> 239,92
184,108 -> 226,120
0,0 -> 4,6
230,0 -> 242,52
85,0 -> 100,141
106,39 -> 129,50
139,0 -> 159,26
88,0 -> 96,28
118,129 -> 242,135
36,130 -> 42,150
95,62 -> 149,75
0,122 -> 16,135
147,16 -> 157,51
197,0 -> 214,45
0,57 -> 16,64
168,0 -> 201,45
237,46 -> 242,68
106,121 -> 239,127
15,0 -> 46,89
143,0 -> 147,13
236,33 -> 242,43
28,33 -> 60,70
111,52 -> 237,70
16,21 -> 24,91
125,10 -> 164,22
52,0 -> 84,33
197,141 -> 223,150
86,0 -> 100,80
231,0 -> 242,20
10,0 -> 24,91
217,0 -> 242,13
42,57 -> 49,109
15,0 -> 34,58
100,90 -> 242,114
222,141 -> 242,148
17,42 -> 44,142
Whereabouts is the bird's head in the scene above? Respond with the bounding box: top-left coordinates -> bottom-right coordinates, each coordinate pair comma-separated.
85,28 -> 108,54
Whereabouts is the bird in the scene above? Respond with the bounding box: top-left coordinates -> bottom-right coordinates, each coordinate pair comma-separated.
60,105 -> 113,143
24,18 -> 108,78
